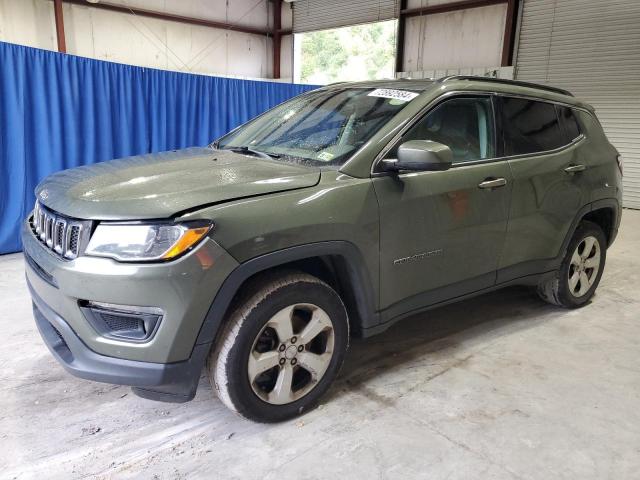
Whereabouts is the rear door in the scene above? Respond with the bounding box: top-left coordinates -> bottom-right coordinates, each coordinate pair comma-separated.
373,95 -> 513,317
497,97 -> 591,282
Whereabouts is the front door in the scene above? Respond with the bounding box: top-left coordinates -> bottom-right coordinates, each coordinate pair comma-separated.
373,95 -> 512,319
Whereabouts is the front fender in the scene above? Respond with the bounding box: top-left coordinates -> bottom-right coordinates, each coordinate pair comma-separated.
193,241 -> 380,349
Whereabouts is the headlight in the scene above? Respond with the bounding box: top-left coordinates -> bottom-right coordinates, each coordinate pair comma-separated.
85,222 -> 212,262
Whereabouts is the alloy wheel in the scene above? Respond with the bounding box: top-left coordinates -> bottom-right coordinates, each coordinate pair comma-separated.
568,235 -> 601,297
248,303 -> 335,405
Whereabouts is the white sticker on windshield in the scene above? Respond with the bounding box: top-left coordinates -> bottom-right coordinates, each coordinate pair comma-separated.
368,88 -> 419,102
317,152 -> 334,161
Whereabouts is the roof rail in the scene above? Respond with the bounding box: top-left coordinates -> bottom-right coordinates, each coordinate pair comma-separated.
438,75 -> 574,97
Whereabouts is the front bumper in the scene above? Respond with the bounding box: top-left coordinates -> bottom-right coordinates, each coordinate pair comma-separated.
30,282 -> 209,401
22,219 -> 239,401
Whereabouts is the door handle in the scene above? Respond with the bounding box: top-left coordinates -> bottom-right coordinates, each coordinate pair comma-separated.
564,164 -> 586,174
478,177 -> 507,189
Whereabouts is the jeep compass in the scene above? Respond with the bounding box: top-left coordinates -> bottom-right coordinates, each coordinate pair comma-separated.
23,76 -> 622,422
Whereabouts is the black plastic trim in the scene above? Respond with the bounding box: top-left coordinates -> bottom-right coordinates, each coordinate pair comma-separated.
438,75 -> 574,97
362,271 -> 546,338
28,280 -> 206,402
79,303 -> 162,343
194,241 -> 379,347
589,198 -> 621,246
560,198 -> 620,252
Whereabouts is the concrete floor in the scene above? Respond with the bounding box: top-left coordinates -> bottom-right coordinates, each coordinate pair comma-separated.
2,210 -> 639,480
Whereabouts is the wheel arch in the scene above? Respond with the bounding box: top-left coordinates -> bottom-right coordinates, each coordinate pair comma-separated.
559,198 -> 620,259
194,241 -> 379,350
582,206 -> 616,246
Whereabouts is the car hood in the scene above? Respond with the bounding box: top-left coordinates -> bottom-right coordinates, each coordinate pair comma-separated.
35,147 -> 321,220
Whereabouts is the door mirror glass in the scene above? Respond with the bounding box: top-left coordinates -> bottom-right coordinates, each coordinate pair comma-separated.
389,140 -> 453,172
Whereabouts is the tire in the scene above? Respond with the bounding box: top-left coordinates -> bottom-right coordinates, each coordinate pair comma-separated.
207,270 -> 349,423
538,220 -> 607,308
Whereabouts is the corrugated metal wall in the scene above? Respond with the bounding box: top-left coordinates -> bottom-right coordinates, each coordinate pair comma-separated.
515,0 -> 640,208
292,0 -> 398,33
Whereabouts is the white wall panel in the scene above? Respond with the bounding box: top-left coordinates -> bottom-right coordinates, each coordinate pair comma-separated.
0,0 -> 275,79
280,2 -> 293,81
96,0 -> 271,30
402,3 -> 507,71
516,0 -> 640,208
398,65 -> 514,79
0,0 -> 56,50
281,1 -> 293,30
280,34 -> 293,81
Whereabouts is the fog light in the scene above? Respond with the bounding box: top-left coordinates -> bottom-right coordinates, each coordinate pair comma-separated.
80,301 -> 163,342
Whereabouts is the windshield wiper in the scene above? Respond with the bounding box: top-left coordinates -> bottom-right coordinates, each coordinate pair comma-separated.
220,145 -> 281,160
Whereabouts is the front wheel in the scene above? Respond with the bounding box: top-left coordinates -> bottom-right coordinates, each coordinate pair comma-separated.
208,271 -> 349,422
538,220 -> 607,308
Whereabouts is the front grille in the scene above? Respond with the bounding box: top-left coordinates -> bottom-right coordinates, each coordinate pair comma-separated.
30,201 -> 91,260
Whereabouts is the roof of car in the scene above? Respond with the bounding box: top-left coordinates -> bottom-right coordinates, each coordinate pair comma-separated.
437,75 -> 574,96
322,76 -> 591,110
323,78 -> 435,92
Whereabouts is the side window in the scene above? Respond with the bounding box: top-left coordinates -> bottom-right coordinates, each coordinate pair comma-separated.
386,96 -> 495,164
557,105 -> 581,143
502,97 -> 565,155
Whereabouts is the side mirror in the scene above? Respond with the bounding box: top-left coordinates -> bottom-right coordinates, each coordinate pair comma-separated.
385,140 -> 453,172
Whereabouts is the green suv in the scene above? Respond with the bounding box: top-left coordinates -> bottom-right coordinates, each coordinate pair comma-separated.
24,76 -> 622,422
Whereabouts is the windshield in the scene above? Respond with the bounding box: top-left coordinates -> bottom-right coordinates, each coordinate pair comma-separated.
215,87 -> 419,167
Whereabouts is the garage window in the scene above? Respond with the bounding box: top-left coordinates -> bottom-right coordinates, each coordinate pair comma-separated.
502,97 -> 565,156
294,20 -> 397,84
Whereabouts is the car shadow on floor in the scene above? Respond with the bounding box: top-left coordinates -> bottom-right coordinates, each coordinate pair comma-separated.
326,286 -> 560,402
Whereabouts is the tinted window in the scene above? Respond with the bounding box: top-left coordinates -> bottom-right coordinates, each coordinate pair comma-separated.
502,98 -> 565,155
558,105 -> 581,143
387,97 -> 495,164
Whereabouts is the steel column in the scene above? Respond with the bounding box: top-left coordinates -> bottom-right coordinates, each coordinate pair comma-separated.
395,0 -> 407,74
53,0 -> 66,53
273,0 -> 282,79
501,0 -> 519,66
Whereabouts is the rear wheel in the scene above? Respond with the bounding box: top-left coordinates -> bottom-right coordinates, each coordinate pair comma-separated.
208,271 -> 349,422
538,221 -> 607,308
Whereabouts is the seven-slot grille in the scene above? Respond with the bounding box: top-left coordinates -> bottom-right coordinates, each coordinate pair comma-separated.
30,201 -> 89,259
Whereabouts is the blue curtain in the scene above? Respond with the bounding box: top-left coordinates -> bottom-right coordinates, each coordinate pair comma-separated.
0,41 -> 317,254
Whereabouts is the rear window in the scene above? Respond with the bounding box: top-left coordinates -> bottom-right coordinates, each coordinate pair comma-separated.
502,97 -> 565,156
557,105 -> 581,143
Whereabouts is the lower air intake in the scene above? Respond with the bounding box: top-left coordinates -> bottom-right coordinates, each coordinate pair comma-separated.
79,302 -> 163,342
